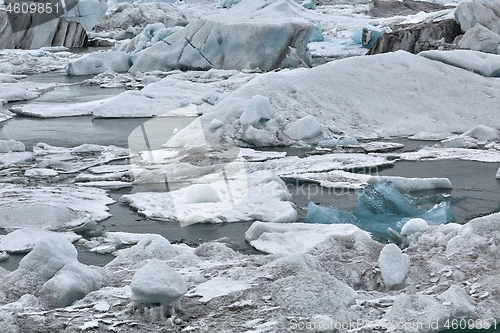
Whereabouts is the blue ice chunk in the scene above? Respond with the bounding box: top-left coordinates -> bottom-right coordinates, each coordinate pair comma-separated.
351,25 -> 383,48
305,202 -> 358,225
309,22 -> 324,43
420,201 -> 455,225
354,180 -> 420,218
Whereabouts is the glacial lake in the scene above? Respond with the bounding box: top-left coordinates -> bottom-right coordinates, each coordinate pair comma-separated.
1,74 -> 500,271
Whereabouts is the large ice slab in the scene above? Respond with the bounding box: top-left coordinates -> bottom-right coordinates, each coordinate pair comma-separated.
419,49 -> 500,77
172,50 -> 500,146
130,0 -> 313,72
120,170 -> 297,225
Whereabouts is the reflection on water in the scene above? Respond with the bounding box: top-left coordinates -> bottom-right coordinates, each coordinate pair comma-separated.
0,116 -> 196,151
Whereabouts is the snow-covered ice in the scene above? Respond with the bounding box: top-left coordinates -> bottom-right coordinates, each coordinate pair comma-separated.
1,236 -> 102,307
120,170 -> 298,225
378,243 -> 410,290
245,221 -> 372,254
0,140 -> 25,153
172,51 -> 500,146
187,276 -> 250,303
129,0 -> 314,72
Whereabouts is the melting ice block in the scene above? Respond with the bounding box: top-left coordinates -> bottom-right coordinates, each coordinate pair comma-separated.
420,201 -> 455,225
1,236 -> 102,307
131,259 -> 187,307
305,202 -> 358,225
354,180 -> 420,218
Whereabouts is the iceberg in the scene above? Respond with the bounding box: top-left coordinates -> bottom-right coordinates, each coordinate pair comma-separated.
304,180 -> 454,235
131,259 -> 187,308
62,0 -> 108,31
351,25 -> 383,48
454,1 -> 500,34
309,21 -> 324,42
458,24 -> 500,54
420,201 -> 455,225
130,0 -> 313,72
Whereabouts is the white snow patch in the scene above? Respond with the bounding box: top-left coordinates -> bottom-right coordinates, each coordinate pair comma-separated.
187,276 -> 251,303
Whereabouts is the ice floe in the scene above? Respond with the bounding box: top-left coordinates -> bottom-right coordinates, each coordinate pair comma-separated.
0,184 -> 113,230
0,228 -> 81,254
